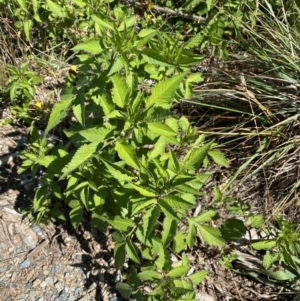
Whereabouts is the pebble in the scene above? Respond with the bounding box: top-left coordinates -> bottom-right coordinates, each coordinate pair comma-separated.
25,282 -> 33,288
55,281 -> 63,292
45,276 -> 54,285
0,266 -> 7,272
51,264 -> 60,274
43,270 -> 50,276
57,289 -> 68,300
65,272 -> 70,278
32,279 -> 41,287
32,225 -> 42,236
40,281 -> 47,288
20,259 -> 30,268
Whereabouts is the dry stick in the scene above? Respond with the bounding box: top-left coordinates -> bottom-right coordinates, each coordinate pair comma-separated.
122,0 -> 207,24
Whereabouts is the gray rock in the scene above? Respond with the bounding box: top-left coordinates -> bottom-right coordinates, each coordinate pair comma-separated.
45,276 -> 54,285
20,259 -> 30,268
51,264 -> 59,274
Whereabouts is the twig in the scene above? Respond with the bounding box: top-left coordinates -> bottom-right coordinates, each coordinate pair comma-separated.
123,0 -> 207,24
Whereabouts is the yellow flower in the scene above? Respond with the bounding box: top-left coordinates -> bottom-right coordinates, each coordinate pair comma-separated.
147,1 -> 154,10
70,65 -> 78,74
34,101 -> 43,109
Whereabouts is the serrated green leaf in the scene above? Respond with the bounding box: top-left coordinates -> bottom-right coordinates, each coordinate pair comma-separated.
186,73 -> 202,84
176,184 -> 203,195
112,232 -> 126,243
145,73 -> 187,108
45,97 -> 73,134
163,195 -> 195,210
141,48 -> 176,67
188,270 -> 208,285
107,216 -> 133,231
96,93 -> 114,114
68,200 -> 80,209
169,149 -> 180,172
155,246 -> 171,270
101,158 -> 135,182
129,183 -> 157,197
105,109 -> 124,119
114,242 -> 126,271
192,210 -> 216,223
108,56 -> 125,77
69,206 -> 83,229
138,270 -> 162,281
148,136 -> 166,159
80,186 -> 90,210
248,214 -> 264,228
186,220 -> 196,248
181,252 -> 189,267
17,0 -> 27,11
148,122 -> 176,136
111,74 -> 128,108
32,155 -> 56,167
129,266 -> 140,287
118,16 -> 136,31
78,126 -> 112,143
115,282 -> 133,299
184,34 -> 202,49
46,0 -> 65,17
115,140 -> 139,169
91,14 -> 114,30
24,19 -> 33,42
126,240 -> 140,264
143,206 -> 160,242
208,150 -> 229,167
263,251 -> 277,270
72,38 -> 102,54
173,232 -> 186,253
183,141 -> 213,169
251,240 -> 277,250
161,217 -> 176,246
135,226 -> 147,246
152,158 -> 169,180
159,199 -> 180,221
178,116 -> 190,132
60,142 -> 99,180
131,198 -> 157,215
220,219 -> 247,242
198,225 -> 225,246
166,266 -> 189,278
138,28 -> 156,37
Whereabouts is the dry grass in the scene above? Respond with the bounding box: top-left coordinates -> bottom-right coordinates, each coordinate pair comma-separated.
185,21 -> 300,223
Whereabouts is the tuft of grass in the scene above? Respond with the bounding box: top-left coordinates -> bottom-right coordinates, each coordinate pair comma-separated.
185,2 -> 300,223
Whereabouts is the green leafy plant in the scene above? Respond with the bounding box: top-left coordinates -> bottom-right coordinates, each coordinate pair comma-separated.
17,5 -> 230,298
251,216 -> 300,279
19,71 -> 227,299
3,62 -> 43,123
215,188 -> 300,284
